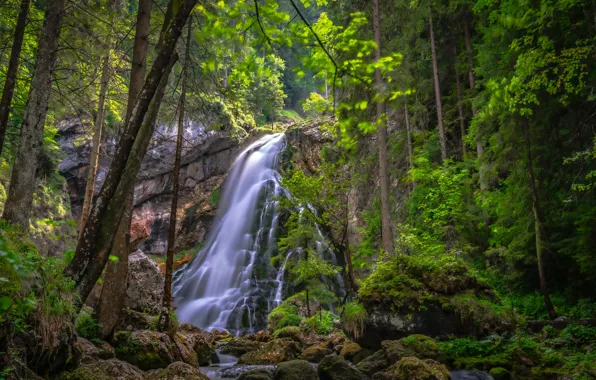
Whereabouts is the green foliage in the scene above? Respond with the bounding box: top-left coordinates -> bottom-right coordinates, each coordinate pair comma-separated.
302,309 -> 335,335
75,311 -> 102,341
268,293 -> 305,332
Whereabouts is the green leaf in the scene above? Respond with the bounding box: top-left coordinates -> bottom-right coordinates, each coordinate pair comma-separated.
0,296 -> 13,312
108,255 -> 119,262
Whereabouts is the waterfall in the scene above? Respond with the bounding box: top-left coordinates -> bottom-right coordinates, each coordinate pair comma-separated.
173,133 -> 287,334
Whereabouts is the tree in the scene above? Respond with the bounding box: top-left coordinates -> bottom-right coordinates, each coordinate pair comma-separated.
0,0 -> 30,157
96,0 -> 153,338
159,17 -> 192,332
453,44 -> 467,157
79,49 -> 112,238
429,7 -> 447,161
372,0 -> 394,256
65,0 -> 195,307
2,0 -> 67,229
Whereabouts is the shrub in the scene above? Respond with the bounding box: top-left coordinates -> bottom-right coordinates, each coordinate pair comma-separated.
76,312 -> 102,340
341,301 -> 367,339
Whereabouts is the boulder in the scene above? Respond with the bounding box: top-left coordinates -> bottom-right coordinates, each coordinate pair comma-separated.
274,360 -> 318,380
76,337 -> 114,364
392,357 -> 450,380
301,342 -> 333,363
145,362 -> 210,380
340,342 -> 363,362
111,330 -> 175,371
273,326 -> 303,343
357,350 -> 390,377
239,338 -> 302,365
114,309 -> 155,332
125,250 -> 164,314
218,365 -> 276,379
381,335 -> 439,363
58,359 -> 144,380
318,354 -> 367,380
238,368 -> 275,380
221,337 -> 263,357
174,324 -> 215,366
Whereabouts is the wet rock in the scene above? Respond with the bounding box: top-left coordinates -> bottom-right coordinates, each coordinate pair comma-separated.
301,341 -> 333,363
239,338 -> 302,365
392,357 -> 450,380
125,250 -> 164,314
274,359 -> 318,380
452,369 -> 499,380
111,330 -> 175,371
221,337 -> 263,357
318,354 -> 367,380
114,309 -> 156,332
57,359 -> 144,380
217,365 -> 276,378
175,324 -> 216,366
146,362 -> 210,380
211,329 -> 234,342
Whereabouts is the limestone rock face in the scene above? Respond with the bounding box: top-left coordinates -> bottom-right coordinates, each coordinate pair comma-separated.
56,117 -> 242,256
125,250 -> 164,314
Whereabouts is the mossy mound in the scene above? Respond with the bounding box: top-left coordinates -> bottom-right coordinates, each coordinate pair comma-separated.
318,354 -> 367,380
273,359 -> 318,380
238,338 -> 302,365
145,361 -> 210,380
392,357 -> 450,380
57,359 -> 144,380
111,330 -> 175,371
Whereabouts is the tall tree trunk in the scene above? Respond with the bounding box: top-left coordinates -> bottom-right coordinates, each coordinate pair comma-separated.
65,0 -> 194,307
2,0 -> 67,229
523,120 -> 557,320
79,51 -> 111,238
96,0 -> 152,338
159,18 -> 191,332
372,0 -> 394,256
453,44 -> 467,157
0,0 -> 30,157
464,18 -> 489,192
404,104 -> 414,191
429,10 -> 447,161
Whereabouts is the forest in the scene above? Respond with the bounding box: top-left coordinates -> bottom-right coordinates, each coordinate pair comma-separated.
1,0 -> 596,379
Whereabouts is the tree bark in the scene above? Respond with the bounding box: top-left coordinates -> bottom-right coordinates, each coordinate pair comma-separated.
523,120 -> 557,320
372,0 -> 395,256
96,0 -> 152,338
453,44 -> 467,157
429,10 -> 447,161
65,0 -> 194,307
404,104 -> 414,191
159,17 -> 191,332
2,0 -> 67,229
0,0 -> 30,157
79,51 -> 111,238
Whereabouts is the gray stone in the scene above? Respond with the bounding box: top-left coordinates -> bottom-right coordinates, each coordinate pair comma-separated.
125,250 -> 164,314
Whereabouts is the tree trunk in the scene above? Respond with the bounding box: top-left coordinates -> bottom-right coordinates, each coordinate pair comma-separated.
96,0 -> 152,338
159,18 -> 191,332
2,0 -> 67,229
79,51 -> 111,238
305,288 -> 311,318
64,0 -> 193,307
372,0 -> 394,256
429,10 -> 447,161
0,0 -> 30,157
523,120 -> 557,320
453,44 -> 467,157
404,104 -> 414,191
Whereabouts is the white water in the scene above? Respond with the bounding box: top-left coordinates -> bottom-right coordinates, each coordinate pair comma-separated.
173,134 -> 287,333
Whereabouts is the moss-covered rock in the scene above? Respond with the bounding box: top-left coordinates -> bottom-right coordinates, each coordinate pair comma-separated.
145,361 -> 210,380
273,359 -> 318,380
238,338 -> 302,365
58,359 -> 144,380
301,341 -> 334,363
175,324 -> 215,366
237,368 -> 275,380
392,357 -> 450,380
382,335 -> 439,363
76,337 -> 114,364
340,342 -> 363,362
273,326 -> 303,343
220,337 -> 263,357
489,367 -> 511,380
111,330 -> 175,371
318,354 -> 367,380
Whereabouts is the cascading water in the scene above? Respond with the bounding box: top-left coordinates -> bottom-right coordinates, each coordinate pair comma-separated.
173,134 -> 287,333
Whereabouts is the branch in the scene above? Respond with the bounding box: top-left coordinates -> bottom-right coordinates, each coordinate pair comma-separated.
254,0 -> 273,49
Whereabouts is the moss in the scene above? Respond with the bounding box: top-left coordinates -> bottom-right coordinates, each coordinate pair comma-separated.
489,367 -> 511,380
268,294 -> 304,332
301,310 -> 335,335
341,301 -> 367,339
393,357 -> 450,380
